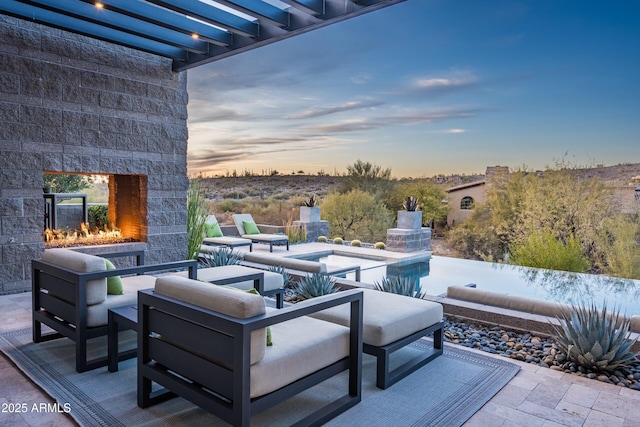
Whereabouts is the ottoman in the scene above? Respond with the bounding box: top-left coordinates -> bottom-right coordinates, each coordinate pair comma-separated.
311,287 -> 443,388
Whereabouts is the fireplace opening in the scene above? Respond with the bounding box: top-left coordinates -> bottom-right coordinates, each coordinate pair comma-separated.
43,173 -> 147,248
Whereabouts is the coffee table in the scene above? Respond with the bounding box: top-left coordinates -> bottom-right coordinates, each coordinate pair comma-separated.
108,304 -> 139,372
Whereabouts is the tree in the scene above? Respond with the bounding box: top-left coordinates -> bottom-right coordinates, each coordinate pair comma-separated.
384,181 -> 450,227
338,159 -> 393,196
321,190 -> 394,243
43,173 -> 93,193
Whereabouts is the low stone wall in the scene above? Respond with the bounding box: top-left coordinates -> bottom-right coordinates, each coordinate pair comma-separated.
385,227 -> 431,253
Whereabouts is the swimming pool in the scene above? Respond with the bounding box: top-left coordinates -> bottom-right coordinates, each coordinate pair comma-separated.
299,253 -> 640,315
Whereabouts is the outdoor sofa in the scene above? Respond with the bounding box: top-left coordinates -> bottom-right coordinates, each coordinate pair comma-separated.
31,248 -> 197,372
137,275 -> 363,427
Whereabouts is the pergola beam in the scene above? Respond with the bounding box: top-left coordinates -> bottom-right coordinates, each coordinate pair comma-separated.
0,0 -> 406,71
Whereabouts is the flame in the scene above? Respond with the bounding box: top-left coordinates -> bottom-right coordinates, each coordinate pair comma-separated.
44,222 -> 134,248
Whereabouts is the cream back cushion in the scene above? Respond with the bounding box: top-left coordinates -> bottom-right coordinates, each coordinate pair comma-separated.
42,249 -> 107,305
155,275 -> 267,365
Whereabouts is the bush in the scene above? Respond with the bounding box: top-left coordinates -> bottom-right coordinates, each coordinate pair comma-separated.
322,189 -> 393,243
510,230 -> 591,273
294,273 -> 339,300
374,276 -> 425,299
317,236 -> 328,243
553,302 -> 636,373
88,205 -> 108,229
187,180 -> 208,260
374,242 -> 386,250
200,247 -> 240,267
333,237 -> 343,245
350,239 -> 361,247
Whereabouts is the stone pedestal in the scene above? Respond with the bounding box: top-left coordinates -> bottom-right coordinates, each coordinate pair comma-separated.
386,227 -> 431,253
294,220 -> 329,243
300,206 -> 321,223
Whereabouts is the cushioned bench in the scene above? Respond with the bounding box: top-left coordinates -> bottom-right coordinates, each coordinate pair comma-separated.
242,252 -> 362,281
32,248 -> 197,372
138,275 -> 363,426
311,288 -> 444,389
175,265 -> 285,308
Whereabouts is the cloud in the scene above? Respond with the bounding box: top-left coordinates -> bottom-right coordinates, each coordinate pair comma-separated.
414,70 -> 478,91
286,100 -> 384,119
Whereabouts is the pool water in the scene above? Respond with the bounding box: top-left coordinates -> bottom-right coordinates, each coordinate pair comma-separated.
302,253 -> 640,315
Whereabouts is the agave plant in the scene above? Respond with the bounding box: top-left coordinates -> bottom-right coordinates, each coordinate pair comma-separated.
304,194 -> 317,207
268,265 -> 293,288
552,302 -> 637,372
402,196 -> 419,212
294,273 -> 339,300
374,276 -> 425,299
199,247 -> 240,267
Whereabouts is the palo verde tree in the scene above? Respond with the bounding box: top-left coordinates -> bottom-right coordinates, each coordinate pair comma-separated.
383,180 -> 450,227
43,173 -> 93,193
338,159 -> 394,197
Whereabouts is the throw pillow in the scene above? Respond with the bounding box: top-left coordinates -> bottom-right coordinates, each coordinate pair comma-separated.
205,222 -> 223,238
223,286 -> 272,346
243,220 -> 260,235
104,259 -> 124,295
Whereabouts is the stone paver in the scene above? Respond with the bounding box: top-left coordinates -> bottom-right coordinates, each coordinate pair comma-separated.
1,291 -> 639,426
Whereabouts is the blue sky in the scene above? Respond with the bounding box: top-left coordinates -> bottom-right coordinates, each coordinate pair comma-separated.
186,0 -> 640,178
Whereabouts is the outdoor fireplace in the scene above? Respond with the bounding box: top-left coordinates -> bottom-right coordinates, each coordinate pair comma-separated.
43,174 -> 148,248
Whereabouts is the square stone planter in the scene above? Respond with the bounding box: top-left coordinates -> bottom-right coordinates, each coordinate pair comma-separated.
300,206 -> 321,223
397,210 -> 422,230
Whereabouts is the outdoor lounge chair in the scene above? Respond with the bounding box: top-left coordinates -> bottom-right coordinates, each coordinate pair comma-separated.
138,275 -> 363,427
32,248 -> 197,372
232,213 -> 289,252
202,215 -> 253,252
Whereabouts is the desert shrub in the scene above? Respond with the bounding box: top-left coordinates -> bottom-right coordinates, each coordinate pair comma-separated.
351,239 -> 361,247
333,237 -> 343,245
214,199 -> 246,213
294,273 -> 339,300
88,205 -> 108,229
322,190 -> 394,243
317,236 -> 328,243
383,180 -> 450,226
594,214 -> 640,279
510,230 -> 591,273
374,276 -> 425,299
553,302 -> 636,373
200,247 -> 240,267
222,191 -> 248,199
374,242 -> 386,250
187,179 -> 208,260
285,219 -> 307,244
445,205 -> 505,261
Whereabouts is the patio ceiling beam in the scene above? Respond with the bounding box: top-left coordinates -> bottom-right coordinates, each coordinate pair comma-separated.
79,0 -> 233,47
146,0 -> 260,38
0,0 -> 406,71
22,0 -> 210,54
0,0 -> 188,61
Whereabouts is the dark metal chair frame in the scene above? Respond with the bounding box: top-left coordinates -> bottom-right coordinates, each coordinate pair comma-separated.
137,288 -> 364,427
364,321 -> 444,389
32,250 -> 197,373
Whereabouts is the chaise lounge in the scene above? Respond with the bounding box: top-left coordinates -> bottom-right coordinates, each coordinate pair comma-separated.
232,213 -> 289,252
138,275 -> 363,426
202,215 -> 253,252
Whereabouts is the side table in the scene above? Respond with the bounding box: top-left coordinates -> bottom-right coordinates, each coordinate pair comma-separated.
108,304 -> 139,372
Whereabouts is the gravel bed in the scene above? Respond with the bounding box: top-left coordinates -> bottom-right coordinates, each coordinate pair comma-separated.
444,318 -> 640,390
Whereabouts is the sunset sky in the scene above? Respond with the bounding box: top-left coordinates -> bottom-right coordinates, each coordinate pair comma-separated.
186,0 -> 640,178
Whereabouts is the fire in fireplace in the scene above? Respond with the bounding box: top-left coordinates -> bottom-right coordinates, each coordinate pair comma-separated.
42,173 -> 148,248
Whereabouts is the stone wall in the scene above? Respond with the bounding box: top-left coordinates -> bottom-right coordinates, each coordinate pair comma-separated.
0,16 -> 189,294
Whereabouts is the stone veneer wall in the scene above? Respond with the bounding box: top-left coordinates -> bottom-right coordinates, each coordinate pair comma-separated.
0,16 -> 189,294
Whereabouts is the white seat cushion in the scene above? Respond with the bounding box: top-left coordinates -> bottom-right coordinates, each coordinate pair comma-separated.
250,314 -> 349,398
177,265 -> 284,292
310,288 -> 443,347
86,275 -> 155,327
